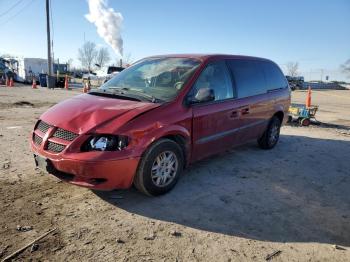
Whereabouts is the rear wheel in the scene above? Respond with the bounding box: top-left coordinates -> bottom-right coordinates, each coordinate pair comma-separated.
258,116 -> 281,149
134,139 -> 184,196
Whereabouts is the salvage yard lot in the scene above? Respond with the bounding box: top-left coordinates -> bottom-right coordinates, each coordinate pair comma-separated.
0,85 -> 349,261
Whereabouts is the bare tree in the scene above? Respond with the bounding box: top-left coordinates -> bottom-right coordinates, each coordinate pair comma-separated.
286,62 -> 299,77
341,59 -> 350,78
66,58 -> 74,71
95,47 -> 111,68
78,41 -> 97,72
122,52 -> 133,66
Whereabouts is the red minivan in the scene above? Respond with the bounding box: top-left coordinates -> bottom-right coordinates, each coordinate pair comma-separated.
31,54 -> 291,195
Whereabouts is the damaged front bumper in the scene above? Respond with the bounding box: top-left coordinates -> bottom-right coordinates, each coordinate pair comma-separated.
32,141 -> 140,190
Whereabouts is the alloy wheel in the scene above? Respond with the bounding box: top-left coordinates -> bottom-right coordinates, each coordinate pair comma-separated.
269,123 -> 280,145
151,151 -> 178,187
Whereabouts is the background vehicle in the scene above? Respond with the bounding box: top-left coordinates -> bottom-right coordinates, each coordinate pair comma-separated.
286,75 -> 304,90
103,66 -> 125,83
0,57 -> 18,82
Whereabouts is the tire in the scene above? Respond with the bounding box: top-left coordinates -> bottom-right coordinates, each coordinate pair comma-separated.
258,116 -> 282,150
134,139 -> 184,196
301,118 -> 311,126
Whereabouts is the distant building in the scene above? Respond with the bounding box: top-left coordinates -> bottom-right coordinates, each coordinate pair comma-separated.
302,81 -> 346,90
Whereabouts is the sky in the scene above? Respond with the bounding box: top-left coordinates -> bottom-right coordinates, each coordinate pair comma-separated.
0,0 -> 349,81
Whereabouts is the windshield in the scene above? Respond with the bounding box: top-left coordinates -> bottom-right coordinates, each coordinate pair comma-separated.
100,57 -> 201,102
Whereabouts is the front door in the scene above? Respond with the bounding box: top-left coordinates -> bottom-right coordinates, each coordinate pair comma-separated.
190,60 -> 244,161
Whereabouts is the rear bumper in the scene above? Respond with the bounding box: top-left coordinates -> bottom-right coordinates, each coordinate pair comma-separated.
32,143 -> 140,190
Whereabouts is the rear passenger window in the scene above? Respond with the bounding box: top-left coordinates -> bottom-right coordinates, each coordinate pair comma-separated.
227,60 -> 266,98
261,61 -> 288,90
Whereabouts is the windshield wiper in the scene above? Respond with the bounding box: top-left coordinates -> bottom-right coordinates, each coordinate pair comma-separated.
107,87 -> 163,103
88,91 -> 142,102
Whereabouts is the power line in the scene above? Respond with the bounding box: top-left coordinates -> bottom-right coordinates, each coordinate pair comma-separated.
0,0 -> 36,27
0,0 -> 24,17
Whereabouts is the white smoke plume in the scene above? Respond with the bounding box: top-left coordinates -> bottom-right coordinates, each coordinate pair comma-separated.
85,0 -> 123,56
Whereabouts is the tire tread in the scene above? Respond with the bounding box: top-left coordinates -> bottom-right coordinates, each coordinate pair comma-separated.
258,116 -> 281,150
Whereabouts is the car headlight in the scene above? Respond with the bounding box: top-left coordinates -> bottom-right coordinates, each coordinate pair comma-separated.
82,135 -> 129,152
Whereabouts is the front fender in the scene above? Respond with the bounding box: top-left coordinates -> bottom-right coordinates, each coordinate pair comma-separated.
131,123 -> 191,161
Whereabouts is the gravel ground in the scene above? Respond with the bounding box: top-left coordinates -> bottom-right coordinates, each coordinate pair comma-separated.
0,85 -> 349,261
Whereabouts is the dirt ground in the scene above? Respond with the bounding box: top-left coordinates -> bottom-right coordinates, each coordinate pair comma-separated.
0,85 -> 349,261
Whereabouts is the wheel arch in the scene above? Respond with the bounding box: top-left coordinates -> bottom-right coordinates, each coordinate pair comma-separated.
273,111 -> 284,123
135,125 -> 191,168
162,134 -> 189,168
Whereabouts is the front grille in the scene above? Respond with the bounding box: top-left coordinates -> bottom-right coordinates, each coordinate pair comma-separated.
33,133 -> 43,146
47,141 -> 65,153
53,128 -> 78,141
33,120 -> 76,154
37,120 -> 51,133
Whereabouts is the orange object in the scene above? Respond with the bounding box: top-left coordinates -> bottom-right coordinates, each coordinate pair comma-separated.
83,81 -> 91,93
32,78 -> 37,89
305,86 -> 311,108
87,83 -> 91,92
64,75 -> 69,90
9,77 -> 14,87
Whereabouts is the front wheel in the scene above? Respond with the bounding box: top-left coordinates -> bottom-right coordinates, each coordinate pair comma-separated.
258,116 -> 281,149
134,139 -> 184,196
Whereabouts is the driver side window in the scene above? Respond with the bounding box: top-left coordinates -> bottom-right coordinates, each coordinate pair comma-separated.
192,61 -> 234,101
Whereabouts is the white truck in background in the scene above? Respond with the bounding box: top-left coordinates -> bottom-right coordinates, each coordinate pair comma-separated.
17,58 -> 48,82
82,66 -> 125,83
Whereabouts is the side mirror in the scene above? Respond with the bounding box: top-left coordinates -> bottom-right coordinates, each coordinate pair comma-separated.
193,87 -> 215,103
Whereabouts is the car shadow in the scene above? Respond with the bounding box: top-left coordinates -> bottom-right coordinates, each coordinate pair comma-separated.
94,134 -> 350,246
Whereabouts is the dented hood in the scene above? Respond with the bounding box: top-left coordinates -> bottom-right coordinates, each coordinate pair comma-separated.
40,94 -> 160,134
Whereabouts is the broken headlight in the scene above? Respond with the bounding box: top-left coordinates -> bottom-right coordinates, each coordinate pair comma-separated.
82,135 -> 129,152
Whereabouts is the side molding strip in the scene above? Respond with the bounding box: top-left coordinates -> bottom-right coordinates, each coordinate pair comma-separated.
195,120 -> 267,145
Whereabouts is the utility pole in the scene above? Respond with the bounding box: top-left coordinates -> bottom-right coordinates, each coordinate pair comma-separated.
51,39 -> 54,66
46,0 -> 53,88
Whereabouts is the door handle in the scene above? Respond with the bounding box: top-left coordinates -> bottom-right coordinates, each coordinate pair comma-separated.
241,107 -> 250,115
230,111 -> 239,118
